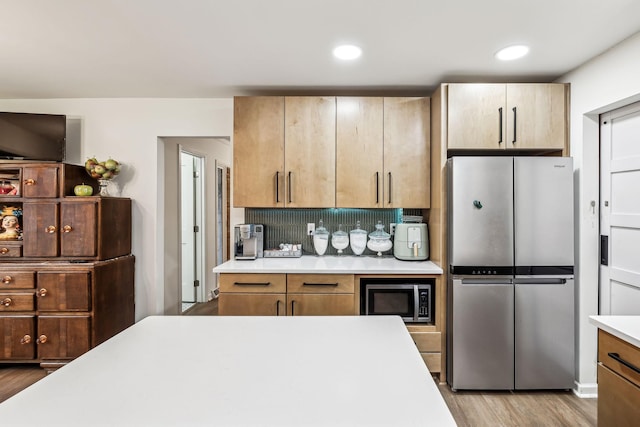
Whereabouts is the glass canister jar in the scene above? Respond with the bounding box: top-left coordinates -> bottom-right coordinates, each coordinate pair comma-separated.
331,224 -> 349,254
349,221 -> 367,256
313,219 -> 330,256
367,221 -> 393,256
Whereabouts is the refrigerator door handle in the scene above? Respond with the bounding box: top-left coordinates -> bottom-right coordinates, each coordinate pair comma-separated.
460,278 -> 512,285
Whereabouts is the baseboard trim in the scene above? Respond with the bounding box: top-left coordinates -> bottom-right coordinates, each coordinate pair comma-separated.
573,381 -> 598,398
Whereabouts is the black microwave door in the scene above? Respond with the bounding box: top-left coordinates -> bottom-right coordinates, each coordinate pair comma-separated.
366,288 -> 415,318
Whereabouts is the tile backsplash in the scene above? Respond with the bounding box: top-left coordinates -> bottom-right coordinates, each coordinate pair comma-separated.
244,208 -> 422,256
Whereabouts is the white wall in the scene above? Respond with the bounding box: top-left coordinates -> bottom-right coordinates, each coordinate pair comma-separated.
0,98 -> 233,320
557,31 -> 640,395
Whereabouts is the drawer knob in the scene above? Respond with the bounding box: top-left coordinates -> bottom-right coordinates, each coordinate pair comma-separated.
20,335 -> 31,345
36,335 -> 48,344
63,225 -> 73,233
0,248 -> 9,255
45,225 -> 57,234
1,297 -> 12,307
37,288 -> 48,297
24,178 -> 36,186
2,275 -> 12,284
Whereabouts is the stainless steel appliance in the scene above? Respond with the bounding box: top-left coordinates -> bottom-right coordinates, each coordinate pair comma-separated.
360,278 -> 434,323
447,156 -> 574,390
234,224 -> 264,260
393,223 -> 429,261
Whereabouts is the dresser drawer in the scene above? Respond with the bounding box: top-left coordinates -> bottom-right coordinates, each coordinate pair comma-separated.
36,272 -> 91,312
599,329 -> 640,388
0,242 -> 22,258
0,292 -> 35,311
1,272 -> 35,289
219,274 -> 286,293
287,274 -> 354,293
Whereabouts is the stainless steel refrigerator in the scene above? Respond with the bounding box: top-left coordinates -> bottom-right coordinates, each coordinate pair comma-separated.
447,156 -> 575,390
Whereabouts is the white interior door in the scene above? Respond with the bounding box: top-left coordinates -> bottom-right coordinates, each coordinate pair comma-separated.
600,102 -> 640,314
180,150 -> 205,308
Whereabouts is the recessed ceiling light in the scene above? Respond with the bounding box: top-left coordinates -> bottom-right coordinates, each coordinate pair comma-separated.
333,44 -> 362,60
495,45 -> 529,61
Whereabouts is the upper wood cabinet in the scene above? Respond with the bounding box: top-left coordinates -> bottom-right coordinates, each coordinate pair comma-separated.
284,97 -> 336,208
233,96 -> 285,208
233,96 -> 335,208
447,83 -> 567,151
335,97 -> 431,208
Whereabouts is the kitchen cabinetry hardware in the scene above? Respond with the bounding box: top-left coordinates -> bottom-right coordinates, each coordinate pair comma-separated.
24,178 -> 36,186
388,172 -> 392,204
512,107 -> 517,143
62,225 -> 73,233
36,288 -> 47,297
233,282 -> 271,286
2,275 -> 12,284
1,297 -> 12,307
45,225 -> 56,234
608,352 -> 640,374
288,171 -> 292,203
276,300 -> 281,316
0,248 -> 9,254
498,107 -> 503,144
275,171 -> 280,203
290,300 -> 296,316
20,335 -> 31,345
302,282 -> 339,286
375,171 -> 379,204
36,335 -> 47,344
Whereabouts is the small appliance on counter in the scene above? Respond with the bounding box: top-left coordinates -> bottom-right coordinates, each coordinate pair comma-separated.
234,224 -> 264,260
394,223 -> 429,261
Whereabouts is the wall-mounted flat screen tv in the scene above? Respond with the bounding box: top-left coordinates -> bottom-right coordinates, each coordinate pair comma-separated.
0,112 -> 66,161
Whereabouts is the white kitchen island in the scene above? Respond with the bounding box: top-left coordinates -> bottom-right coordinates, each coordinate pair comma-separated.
0,316 -> 456,427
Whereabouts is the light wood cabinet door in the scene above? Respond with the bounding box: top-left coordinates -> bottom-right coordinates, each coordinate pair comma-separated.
383,97 -> 431,208
336,97 -> 384,207
219,293 -> 286,316
287,293 -> 355,316
233,96 -> 285,207
506,84 -> 566,150
219,274 -> 286,293
284,96 -> 336,208
447,84 -> 506,150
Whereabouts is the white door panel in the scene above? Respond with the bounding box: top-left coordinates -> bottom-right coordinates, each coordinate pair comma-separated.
600,102 -> 640,315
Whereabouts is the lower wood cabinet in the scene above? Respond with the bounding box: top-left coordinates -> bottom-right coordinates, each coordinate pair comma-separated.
597,329 -> 640,426
407,325 -> 442,374
218,273 -> 356,316
0,255 -> 135,371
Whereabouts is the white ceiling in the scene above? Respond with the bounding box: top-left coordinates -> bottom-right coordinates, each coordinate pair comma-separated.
2,0 -> 640,99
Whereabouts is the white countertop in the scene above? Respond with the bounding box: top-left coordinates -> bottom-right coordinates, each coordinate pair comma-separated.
0,316 -> 456,427
213,255 -> 443,275
590,315 -> 640,348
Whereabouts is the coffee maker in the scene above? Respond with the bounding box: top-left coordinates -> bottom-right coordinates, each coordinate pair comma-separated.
234,224 -> 264,260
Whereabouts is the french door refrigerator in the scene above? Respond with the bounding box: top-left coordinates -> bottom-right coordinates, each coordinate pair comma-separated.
447,156 -> 574,390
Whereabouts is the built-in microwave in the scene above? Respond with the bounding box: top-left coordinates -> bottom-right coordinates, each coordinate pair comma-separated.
360,278 -> 434,323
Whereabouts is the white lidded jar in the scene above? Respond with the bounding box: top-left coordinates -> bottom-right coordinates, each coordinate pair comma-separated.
313,219 -> 330,256
367,221 -> 393,256
331,224 -> 349,254
349,221 -> 367,256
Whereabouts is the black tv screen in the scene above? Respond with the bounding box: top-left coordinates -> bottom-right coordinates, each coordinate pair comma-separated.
0,112 -> 66,161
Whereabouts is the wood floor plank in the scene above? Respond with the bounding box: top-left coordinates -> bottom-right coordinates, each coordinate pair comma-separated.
0,365 -> 47,403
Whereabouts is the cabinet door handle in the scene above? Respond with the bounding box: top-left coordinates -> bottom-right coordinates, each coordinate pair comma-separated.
276,300 -> 281,316
45,225 -> 57,234
388,172 -> 392,204
288,171 -> 292,203
2,275 -> 12,284
0,247 -> 9,255
291,300 -> 296,316
512,107 -> 517,144
36,335 -> 48,344
375,172 -> 380,204
233,282 -> 271,286
37,288 -> 48,297
608,352 -> 640,375
62,225 -> 73,233
275,171 -> 280,203
1,297 -> 12,307
302,282 -> 339,287
20,335 -> 31,345
498,107 -> 503,144
24,178 -> 36,186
